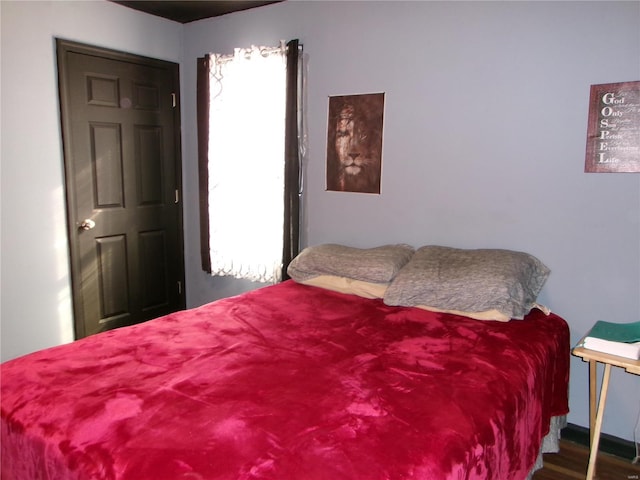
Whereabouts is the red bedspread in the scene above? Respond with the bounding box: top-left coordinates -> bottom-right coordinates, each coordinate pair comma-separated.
1,281 -> 569,480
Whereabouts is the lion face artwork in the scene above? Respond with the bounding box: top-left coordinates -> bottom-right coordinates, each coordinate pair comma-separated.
326,93 -> 384,194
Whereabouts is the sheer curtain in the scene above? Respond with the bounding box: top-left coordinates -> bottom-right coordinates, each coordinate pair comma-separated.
197,41 -> 302,284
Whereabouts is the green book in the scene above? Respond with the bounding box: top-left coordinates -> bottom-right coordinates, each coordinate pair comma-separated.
586,320 -> 640,343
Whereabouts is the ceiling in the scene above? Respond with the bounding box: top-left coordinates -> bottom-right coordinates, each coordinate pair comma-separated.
111,1 -> 282,23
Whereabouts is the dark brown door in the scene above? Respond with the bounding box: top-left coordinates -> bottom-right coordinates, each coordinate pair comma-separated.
57,39 -> 185,338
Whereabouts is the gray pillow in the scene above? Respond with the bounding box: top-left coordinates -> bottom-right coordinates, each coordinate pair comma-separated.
383,246 -> 550,320
287,244 -> 415,284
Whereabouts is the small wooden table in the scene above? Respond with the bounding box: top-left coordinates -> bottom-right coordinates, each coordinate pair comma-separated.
572,344 -> 640,480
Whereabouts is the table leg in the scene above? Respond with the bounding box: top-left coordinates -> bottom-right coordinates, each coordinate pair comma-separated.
586,362 -> 612,480
589,359 -> 597,446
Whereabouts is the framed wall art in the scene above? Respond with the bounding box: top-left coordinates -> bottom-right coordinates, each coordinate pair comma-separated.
326,92 -> 385,193
585,80 -> 640,173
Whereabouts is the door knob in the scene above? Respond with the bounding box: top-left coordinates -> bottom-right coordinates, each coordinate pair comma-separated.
79,219 -> 96,230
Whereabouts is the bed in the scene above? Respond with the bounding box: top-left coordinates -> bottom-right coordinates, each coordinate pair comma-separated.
1,244 -> 570,480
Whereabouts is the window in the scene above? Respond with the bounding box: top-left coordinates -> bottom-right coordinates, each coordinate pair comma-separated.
197,40 -> 302,284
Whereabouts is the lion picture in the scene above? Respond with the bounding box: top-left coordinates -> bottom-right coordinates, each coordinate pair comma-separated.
326,93 -> 385,194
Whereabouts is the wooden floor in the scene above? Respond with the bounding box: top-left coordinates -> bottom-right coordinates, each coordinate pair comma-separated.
533,439 -> 640,480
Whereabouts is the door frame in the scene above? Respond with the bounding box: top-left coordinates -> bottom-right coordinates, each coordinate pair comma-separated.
56,39 -> 185,339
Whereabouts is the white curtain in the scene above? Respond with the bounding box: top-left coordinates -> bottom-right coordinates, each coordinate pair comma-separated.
207,42 -> 287,283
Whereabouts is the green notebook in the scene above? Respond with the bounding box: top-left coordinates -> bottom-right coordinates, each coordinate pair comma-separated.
586,320 -> 640,343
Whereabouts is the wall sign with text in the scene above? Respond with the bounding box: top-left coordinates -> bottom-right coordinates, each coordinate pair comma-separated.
585,81 -> 639,173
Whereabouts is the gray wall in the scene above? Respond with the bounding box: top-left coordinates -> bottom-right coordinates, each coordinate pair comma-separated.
1,0 -> 638,443
183,1 -> 640,442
